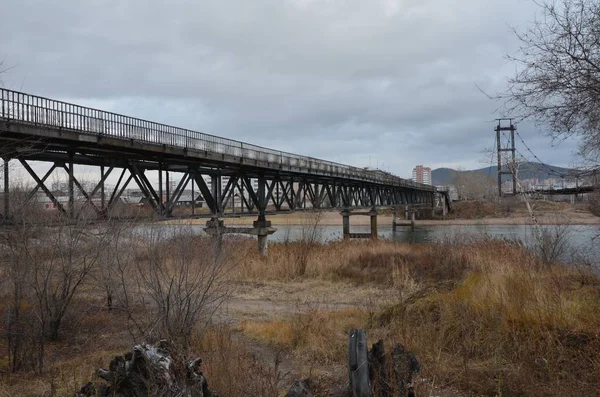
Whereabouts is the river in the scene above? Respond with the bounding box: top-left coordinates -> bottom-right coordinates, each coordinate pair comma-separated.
135,223 -> 600,265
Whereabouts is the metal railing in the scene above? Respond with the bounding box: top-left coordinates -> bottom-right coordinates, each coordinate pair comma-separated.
0,88 -> 434,191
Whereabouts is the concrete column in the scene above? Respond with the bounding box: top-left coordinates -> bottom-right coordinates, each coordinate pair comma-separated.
254,219 -> 272,256
369,207 -> 378,239
410,211 -> 416,231
570,194 -> 575,205
341,208 -> 350,239
392,207 -> 397,232
205,217 -> 224,251
443,201 -> 448,218
3,157 -> 9,219
258,234 -> 268,256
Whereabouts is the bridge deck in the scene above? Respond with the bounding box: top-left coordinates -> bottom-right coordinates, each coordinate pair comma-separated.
0,88 -> 433,191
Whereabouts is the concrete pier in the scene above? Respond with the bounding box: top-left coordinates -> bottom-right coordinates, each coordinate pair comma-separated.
204,217 -> 276,256
369,207 -> 378,239
392,207 -> 397,232
341,207 -> 378,239
342,208 -> 350,239
254,219 -> 276,256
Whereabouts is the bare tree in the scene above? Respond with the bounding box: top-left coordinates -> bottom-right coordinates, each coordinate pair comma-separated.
452,171 -> 497,201
503,0 -> 600,162
113,225 -> 233,354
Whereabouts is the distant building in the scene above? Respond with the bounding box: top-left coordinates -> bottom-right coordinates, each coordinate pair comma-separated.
412,165 -> 432,185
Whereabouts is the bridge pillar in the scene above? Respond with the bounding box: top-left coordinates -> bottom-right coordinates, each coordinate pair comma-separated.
410,211 -> 416,231
392,207 -> 397,232
369,207 -> 378,239
3,156 -> 9,220
341,208 -> 350,239
254,219 -> 274,256
205,217 -> 224,250
443,201 -> 448,218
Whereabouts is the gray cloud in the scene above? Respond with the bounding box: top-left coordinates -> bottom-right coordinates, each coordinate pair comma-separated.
0,0 -> 581,182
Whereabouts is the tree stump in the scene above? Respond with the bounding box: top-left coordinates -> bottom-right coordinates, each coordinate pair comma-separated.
391,343 -> 420,397
368,340 -> 390,397
75,340 -> 218,397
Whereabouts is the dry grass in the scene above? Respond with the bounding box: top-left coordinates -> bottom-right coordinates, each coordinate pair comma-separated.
1,227 -> 598,396
0,307 -> 284,396
237,238 -> 600,396
240,308 -> 370,365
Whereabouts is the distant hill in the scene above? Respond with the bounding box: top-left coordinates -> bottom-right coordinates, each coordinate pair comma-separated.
431,162 -> 574,186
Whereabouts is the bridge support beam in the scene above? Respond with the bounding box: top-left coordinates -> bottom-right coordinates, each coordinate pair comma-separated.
2,156 -> 9,220
392,207 -> 397,232
68,151 -> 74,218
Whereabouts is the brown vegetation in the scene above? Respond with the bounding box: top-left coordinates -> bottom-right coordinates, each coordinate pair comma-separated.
238,238 -> 600,396
0,212 -> 597,396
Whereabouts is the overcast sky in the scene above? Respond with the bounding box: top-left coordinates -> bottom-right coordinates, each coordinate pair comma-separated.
0,0 -> 584,182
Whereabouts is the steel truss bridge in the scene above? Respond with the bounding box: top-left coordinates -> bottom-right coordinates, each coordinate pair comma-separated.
0,88 -> 440,225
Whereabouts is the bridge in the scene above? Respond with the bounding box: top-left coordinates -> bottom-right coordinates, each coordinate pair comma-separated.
0,88 -> 445,252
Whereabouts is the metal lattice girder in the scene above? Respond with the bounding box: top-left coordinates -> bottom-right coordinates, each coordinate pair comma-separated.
219,175 -> 237,209
165,172 -> 191,216
242,175 -> 260,211
129,165 -> 160,213
19,159 -> 66,213
193,173 -> 217,214
108,169 -> 133,211
278,179 -> 293,209
234,179 -> 253,212
59,164 -> 103,217
24,164 -> 56,205
265,178 -> 277,208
